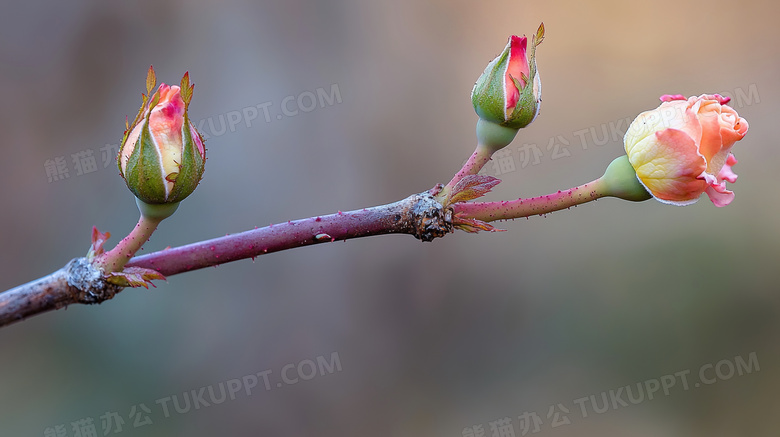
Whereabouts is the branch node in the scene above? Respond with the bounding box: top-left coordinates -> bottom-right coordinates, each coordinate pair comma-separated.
66,258 -> 123,305
409,192 -> 453,242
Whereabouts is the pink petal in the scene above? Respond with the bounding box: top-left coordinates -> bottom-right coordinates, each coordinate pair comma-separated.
505,35 -> 529,112
700,93 -> 731,105
718,154 -> 738,183
660,94 -> 686,102
149,85 -> 185,145
155,84 -> 185,123
695,98 -> 725,163
697,170 -> 717,185
703,153 -> 738,207
705,184 -> 735,207
718,107 -> 749,149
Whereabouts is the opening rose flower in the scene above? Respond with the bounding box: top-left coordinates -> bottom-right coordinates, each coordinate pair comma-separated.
623,94 -> 748,207
119,66 -> 206,206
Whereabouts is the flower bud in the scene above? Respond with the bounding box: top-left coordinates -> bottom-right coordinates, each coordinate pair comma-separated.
471,23 -> 544,135
624,94 -> 748,207
119,66 -> 206,206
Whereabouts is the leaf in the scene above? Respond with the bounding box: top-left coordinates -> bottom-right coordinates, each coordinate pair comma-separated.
87,226 -> 111,260
180,72 -> 193,105
148,88 -> 161,111
106,267 -> 166,288
534,22 -> 545,46
146,65 -> 156,95
451,215 -> 505,234
518,72 -> 529,89
448,174 -> 501,205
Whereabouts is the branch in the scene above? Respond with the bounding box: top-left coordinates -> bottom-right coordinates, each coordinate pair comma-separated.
452,179 -> 607,223
0,259 -> 122,326
0,190 -> 452,327
126,191 -> 452,275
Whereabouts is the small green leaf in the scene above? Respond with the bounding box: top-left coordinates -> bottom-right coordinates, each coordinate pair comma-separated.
448,174 -> 501,205
145,65 -> 156,95
452,215 -> 504,233
106,267 -> 166,288
534,22 -> 545,46
87,226 -> 111,260
180,72 -> 193,105
518,72 -> 529,89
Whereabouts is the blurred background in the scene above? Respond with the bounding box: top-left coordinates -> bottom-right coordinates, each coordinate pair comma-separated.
1,0 -> 778,436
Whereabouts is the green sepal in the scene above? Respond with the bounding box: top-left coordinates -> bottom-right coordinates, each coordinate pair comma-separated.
506,77 -> 539,129
125,119 -> 168,204
601,155 -> 652,202
471,47 -> 511,126
166,111 -> 205,202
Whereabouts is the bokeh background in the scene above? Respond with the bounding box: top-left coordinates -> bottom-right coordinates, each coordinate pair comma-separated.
1,0 -> 778,436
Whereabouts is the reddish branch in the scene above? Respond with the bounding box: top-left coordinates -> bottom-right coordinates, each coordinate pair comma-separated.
0,191 -> 452,327
126,191 -> 452,275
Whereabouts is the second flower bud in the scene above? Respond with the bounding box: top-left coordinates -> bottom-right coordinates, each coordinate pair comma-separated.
471,23 -> 544,135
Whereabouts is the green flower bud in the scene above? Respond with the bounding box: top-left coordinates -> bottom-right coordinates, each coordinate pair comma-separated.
471,24 -> 544,132
118,67 -> 206,205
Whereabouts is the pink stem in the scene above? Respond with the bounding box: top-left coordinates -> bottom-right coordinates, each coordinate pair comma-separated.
94,215 -> 163,272
453,178 -> 608,222
442,144 -> 493,194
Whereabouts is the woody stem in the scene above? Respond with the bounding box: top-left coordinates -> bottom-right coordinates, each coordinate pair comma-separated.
0,191 -> 453,327
125,192 -> 451,276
